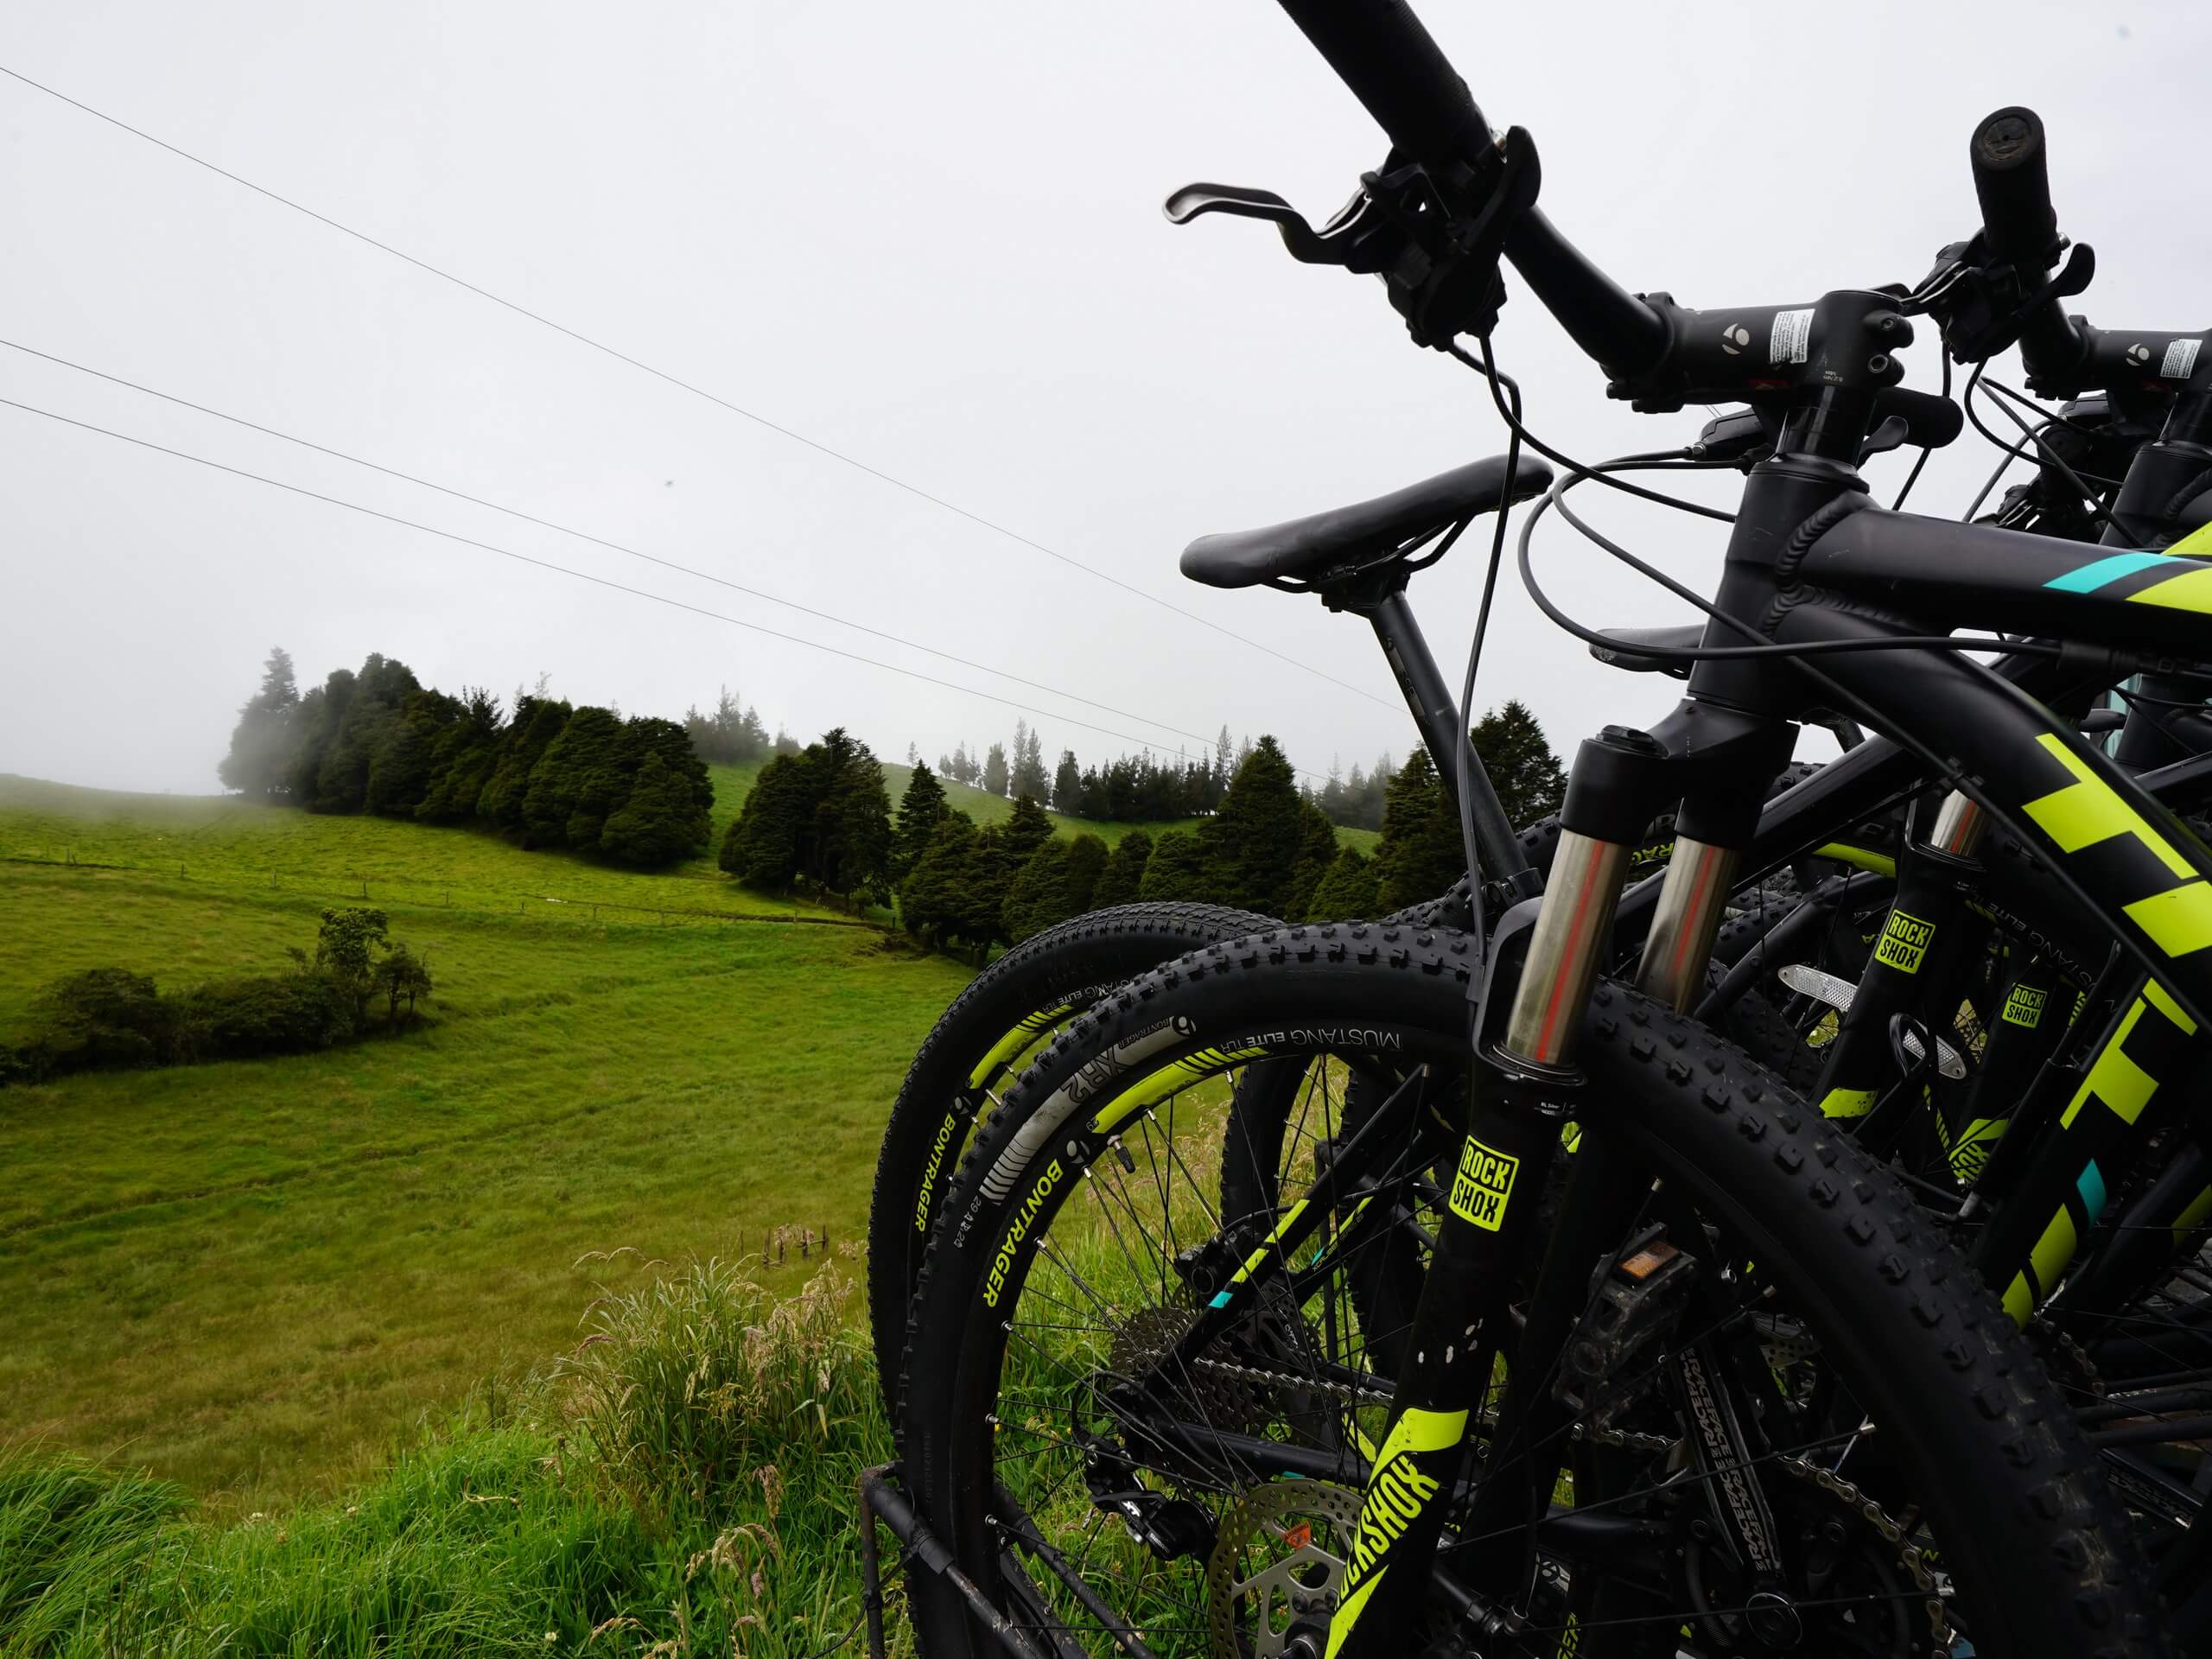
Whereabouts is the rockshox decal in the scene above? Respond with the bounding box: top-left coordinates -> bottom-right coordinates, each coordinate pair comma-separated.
1447,1137 -> 1519,1232
1324,1408 -> 1466,1659
982,1158 -> 1065,1308
1872,909 -> 1935,975
2001,982 -> 2050,1027
1948,1117 -> 2005,1185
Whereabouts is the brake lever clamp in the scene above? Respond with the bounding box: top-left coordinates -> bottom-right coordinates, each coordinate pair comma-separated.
1163,127 -> 1542,349
1912,232 -> 2095,363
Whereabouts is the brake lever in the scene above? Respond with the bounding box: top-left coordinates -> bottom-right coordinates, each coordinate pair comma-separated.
1165,128 -> 1541,348
1161,183 -> 1357,266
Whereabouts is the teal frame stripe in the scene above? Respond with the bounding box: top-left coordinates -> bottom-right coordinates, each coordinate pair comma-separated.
2044,551 -> 2173,594
2077,1159 -> 2108,1221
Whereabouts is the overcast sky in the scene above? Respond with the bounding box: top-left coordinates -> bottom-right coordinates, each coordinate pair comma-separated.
5,1 -> 2206,797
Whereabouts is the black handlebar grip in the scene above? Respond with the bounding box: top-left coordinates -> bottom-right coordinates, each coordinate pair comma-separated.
1274,0 -> 1491,168
1970,106 -> 2060,273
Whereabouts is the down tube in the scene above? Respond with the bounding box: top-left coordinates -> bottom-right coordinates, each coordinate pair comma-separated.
1773,607 -> 2212,1033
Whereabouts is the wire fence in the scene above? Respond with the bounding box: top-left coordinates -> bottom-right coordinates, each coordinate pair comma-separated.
0,848 -> 887,933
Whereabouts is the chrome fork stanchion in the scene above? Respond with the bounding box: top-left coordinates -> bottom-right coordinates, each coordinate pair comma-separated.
1503,829 -> 1631,1065
1636,836 -> 1742,1012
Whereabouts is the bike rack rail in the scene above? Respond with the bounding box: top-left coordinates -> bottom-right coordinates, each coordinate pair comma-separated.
857,1464 -> 1162,1659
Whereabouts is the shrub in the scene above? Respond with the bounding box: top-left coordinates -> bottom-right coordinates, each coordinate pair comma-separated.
168,973 -> 359,1061
27,969 -> 171,1073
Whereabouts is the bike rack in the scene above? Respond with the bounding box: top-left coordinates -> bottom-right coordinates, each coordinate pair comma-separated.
856,1464 -> 1162,1659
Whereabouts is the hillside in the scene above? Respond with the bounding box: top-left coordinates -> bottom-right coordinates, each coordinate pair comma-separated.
0,775 -> 969,1510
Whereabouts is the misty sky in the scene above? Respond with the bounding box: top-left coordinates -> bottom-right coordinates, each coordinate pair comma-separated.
5,2 -> 2206,797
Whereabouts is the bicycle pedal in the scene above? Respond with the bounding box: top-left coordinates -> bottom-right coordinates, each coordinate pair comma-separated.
1555,1224 -> 1699,1429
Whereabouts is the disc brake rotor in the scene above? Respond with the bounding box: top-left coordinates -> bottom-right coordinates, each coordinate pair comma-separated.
1205,1480 -> 1363,1659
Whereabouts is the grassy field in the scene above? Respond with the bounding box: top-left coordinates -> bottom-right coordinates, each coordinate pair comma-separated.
0,760 -> 1386,1650
0,777 -> 970,1516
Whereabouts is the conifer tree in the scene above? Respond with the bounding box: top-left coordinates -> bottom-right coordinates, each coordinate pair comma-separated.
1201,735 -> 1304,913
1004,794 -> 1054,863
218,646 -> 301,800
1374,748 -> 1465,911
890,761 -> 950,882
899,812 -> 978,944
1471,699 -> 1568,828
1001,840 -> 1073,943
720,750 -> 813,887
1306,846 -> 1382,919
1051,749 -> 1084,814
1282,800 -> 1341,922
1090,829 -> 1154,909
1138,828 -> 1210,903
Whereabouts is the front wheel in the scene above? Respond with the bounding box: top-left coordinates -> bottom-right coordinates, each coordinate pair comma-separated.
900,924 -> 2157,1659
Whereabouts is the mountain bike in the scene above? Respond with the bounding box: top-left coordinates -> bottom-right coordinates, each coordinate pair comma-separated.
887,7 -> 2201,1652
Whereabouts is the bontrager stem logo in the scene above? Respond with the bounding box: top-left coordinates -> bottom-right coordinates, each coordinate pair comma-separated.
1719,324 -> 1751,356
1873,910 -> 1935,976
2128,343 -> 2152,365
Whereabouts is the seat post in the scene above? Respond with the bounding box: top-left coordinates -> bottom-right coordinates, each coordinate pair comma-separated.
1362,589 -> 1534,887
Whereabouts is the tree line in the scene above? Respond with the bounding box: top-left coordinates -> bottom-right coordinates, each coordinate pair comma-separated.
219,649 -> 715,869
716,705 -> 1567,962
918,702 -> 1561,840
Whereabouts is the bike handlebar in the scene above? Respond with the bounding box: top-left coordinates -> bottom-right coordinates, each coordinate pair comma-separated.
1967,105 -> 2094,384
1271,0 -> 1672,378
1274,0 -> 1492,170
1969,107 -> 2059,273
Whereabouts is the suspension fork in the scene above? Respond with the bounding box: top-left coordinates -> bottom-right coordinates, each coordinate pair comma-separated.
1943,952 -> 2069,1188
1322,705 -> 1793,1657
1802,791 -> 1990,1141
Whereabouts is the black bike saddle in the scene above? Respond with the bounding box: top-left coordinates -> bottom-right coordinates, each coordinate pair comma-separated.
1180,453 -> 1554,590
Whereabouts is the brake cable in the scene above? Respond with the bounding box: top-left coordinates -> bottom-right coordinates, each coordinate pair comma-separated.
1961,359 -> 2120,535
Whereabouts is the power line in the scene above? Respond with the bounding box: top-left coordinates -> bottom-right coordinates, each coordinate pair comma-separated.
0,335 -> 1215,750
0,61 -> 1396,712
3,394 -> 1327,777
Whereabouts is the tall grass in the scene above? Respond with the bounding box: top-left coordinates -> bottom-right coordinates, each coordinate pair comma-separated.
0,1259 -> 900,1658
